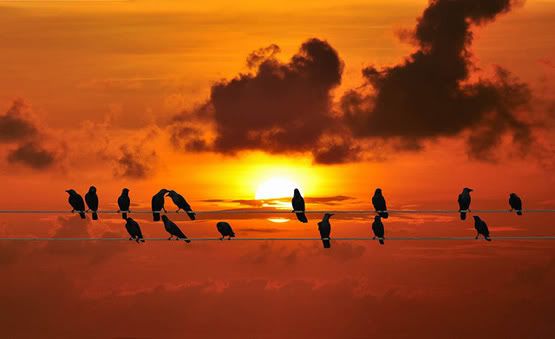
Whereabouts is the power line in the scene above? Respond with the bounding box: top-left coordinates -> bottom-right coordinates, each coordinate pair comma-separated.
0,236 -> 554,241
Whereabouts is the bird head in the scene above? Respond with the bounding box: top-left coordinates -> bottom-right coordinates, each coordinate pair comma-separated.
323,213 -> 334,220
161,215 -> 169,222
463,187 -> 473,193
122,188 -> 129,194
473,216 -> 481,221
293,188 -> 300,196
88,186 -> 96,193
374,215 -> 381,221
65,189 -> 76,195
510,193 -> 517,197
126,217 -> 134,223
166,190 -> 176,197
375,188 -> 382,195
158,189 -> 169,196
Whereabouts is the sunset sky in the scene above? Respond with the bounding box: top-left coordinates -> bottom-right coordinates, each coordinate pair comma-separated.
1,0 -> 555,337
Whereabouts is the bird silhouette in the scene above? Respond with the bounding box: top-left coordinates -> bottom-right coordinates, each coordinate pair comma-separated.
151,189 -> 168,221
166,190 -> 196,220
117,188 -> 130,219
473,216 -> 491,241
216,221 -> 235,240
161,215 -> 191,243
85,186 -> 99,220
372,215 -> 385,245
65,189 -> 86,219
372,188 -> 389,219
458,187 -> 473,220
318,213 -> 333,248
292,188 -> 308,223
509,193 -> 523,216
125,217 -> 145,243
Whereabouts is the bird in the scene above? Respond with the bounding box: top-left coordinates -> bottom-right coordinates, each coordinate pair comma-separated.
318,213 -> 333,248
292,188 -> 308,223
372,215 -> 385,245
125,217 -> 145,243
372,188 -> 389,219
166,190 -> 196,220
65,189 -> 86,219
509,193 -> 523,216
216,221 -> 235,240
84,186 -> 99,220
473,216 -> 491,241
151,189 -> 169,221
161,215 -> 191,243
458,187 -> 473,220
117,188 -> 130,219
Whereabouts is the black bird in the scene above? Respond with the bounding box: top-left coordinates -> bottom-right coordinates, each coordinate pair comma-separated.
65,189 -> 86,219
473,216 -> 491,241
167,190 -> 196,220
85,186 -> 99,220
161,215 -> 191,243
117,188 -> 130,219
458,187 -> 473,220
318,213 -> 333,248
292,188 -> 308,223
372,215 -> 385,245
509,193 -> 523,216
151,189 -> 169,221
125,217 -> 145,243
372,188 -> 389,219
216,221 -> 235,240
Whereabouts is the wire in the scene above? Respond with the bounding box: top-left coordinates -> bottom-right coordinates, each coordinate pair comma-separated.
0,236 -> 554,241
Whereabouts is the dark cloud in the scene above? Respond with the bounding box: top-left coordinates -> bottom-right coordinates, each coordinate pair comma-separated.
114,144 -> 157,179
6,142 -> 57,169
342,0 -> 533,160
0,100 -> 38,142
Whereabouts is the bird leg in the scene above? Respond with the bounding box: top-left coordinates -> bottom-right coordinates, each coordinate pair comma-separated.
71,209 -> 75,214
129,237 -> 133,241
220,236 -> 224,241
475,232 -> 479,240
163,208 -> 167,213
176,209 -> 181,213
168,236 -> 173,240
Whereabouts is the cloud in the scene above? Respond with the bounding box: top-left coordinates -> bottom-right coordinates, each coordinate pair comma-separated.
114,144 -> 157,179
6,142 -> 57,169
0,100 -> 38,142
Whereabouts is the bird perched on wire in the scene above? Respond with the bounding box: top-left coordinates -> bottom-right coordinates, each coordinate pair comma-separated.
216,221 -> 235,240
161,215 -> 191,243
166,190 -> 196,220
292,188 -> 308,223
151,189 -> 169,221
473,216 -> 491,241
85,186 -> 99,220
65,189 -> 86,219
125,217 -> 145,243
372,188 -> 389,219
318,213 -> 333,248
509,193 -> 523,216
372,215 -> 385,245
458,187 -> 473,220
117,188 -> 130,219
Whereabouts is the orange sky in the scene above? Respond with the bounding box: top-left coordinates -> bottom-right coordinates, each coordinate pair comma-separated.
0,1 -> 554,337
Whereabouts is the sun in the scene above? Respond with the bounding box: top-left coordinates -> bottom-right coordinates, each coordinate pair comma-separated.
255,177 -> 300,200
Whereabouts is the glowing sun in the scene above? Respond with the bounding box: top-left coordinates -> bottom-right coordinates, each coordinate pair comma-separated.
255,177 -> 299,200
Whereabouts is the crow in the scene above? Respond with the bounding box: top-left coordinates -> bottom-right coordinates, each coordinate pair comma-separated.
318,213 -> 333,248
151,189 -> 169,221
509,193 -> 523,216
125,217 -> 145,243
216,221 -> 235,240
372,188 -> 389,219
292,188 -> 308,223
166,190 -> 196,220
85,186 -> 99,220
117,188 -> 130,219
473,216 -> 491,241
161,215 -> 191,243
458,187 -> 473,220
65,189 -> 86,219
372,215 -> 385,245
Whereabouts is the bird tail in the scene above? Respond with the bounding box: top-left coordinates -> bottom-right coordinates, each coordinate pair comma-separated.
460,211 -> 467,220
92,212 -> 98,220
517,210 -> 522,216
121,212 -> 127,219
378,238 -> 384,245
230,232 -> 236,238
485,236 -> 491,242
186,211 -> 196,220
379,212 -> 389,219
79,211 -> 86,219
183,237 -> 191,243
296,213 -> 308,223
322,238 -> 331,248
153,212 -> 160,221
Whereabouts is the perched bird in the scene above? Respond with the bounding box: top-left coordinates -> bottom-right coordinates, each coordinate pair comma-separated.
66,189 -> 86,219
117,188 -> 130,219
151,189 -> 169,221
85,186 -> 99,220
372,215 -> 385,245
372,188 -> 389,219
292,188 -> 308,223
166,190 -> 196,220
216,221 -> 235,240
125,217 -> 145,243
473,216 -> 491,241
458,187 -> 473,220
509,193 -> 523,216
318,213 -> 333,248
161,215 -> 191,243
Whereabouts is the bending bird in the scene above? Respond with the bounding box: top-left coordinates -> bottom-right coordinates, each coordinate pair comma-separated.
66,189 -> 86,219
473,216 -> 491,242
117,188 -> 130,219
161,215 -> 191,243
318,213 -> 333,248
125,217 -> 145,243
458,187 -> 473,220
216,221 -> 235,240
372,188 -> 389,219
85,185 -> 99,220
372,215 -> 385,245
509,193 -> 523,216
151,189 -> 169,221
167,190 -> 196,220
292,188 -> 308,223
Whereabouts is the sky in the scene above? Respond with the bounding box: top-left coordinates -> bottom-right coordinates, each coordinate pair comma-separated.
0,0 -> 554,337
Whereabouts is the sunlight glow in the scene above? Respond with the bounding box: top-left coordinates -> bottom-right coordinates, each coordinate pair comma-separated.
255,177 -> 299,200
